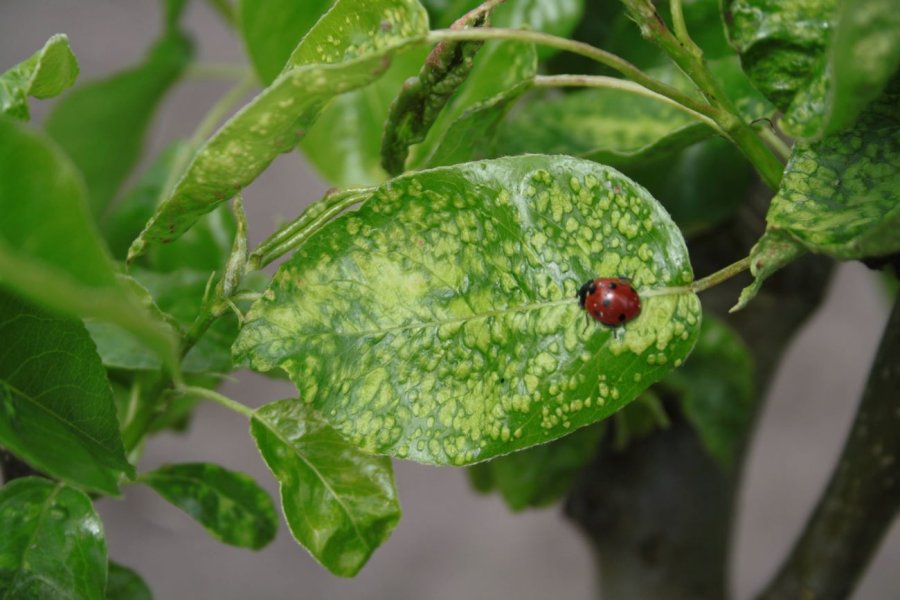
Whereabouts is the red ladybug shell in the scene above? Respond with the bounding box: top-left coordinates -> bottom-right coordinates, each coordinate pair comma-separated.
577,277 -> 641,327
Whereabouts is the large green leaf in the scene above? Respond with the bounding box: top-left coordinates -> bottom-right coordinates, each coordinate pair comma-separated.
250,399 -> 401,577
238,0 -> 333,85
468,423 -> 602,510
140,462 -> 278,549
725,0 -> 836,110
128,0 -> 430,260
45,31 -> 192,217
235,155 -> 702,465
0,34 -> 78,121
0,291 -> 134,495
0,117 -> 178,370
661,315 -> 754,468
106,562 -> 151,600
736,81 -> 899,309
0,478 -> 107,600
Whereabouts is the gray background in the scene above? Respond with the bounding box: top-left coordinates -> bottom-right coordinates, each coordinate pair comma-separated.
2,2 -> 898,598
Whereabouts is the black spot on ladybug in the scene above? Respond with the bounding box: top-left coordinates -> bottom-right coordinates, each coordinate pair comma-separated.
618,314 -> 626,322
609,282 -> 618,289
602,298 -> 611,307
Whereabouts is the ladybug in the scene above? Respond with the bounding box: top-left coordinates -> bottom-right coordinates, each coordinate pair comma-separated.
577,277 -> 642,327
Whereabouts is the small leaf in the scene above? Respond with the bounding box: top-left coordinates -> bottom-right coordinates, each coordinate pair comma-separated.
0,291 -> 134,495
732,229 -> 806,312
238,0 -> 333,85
725,0 -> 836,110
106,562 -> 152,600
45,31 -> 192,217
128,0 -> 430,259
0,477 -> 107,600
235,155 -> 702,465
140,463 -> 278,549
0,117 -> 178,371
468,424 -> 602,511
662,315 -> 754,468
250,399 -> 401,577
0,34 -> 78,120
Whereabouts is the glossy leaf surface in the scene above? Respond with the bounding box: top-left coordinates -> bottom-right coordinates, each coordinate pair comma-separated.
0,478 -> 107,600
250,399 -> 401,577
45,31 -> 192,217
128,0 -> 430,259
141,462 -> 278,549
105,562 -> 152,600
725,0 -> 836,110
235,156 -> 702,465
662,316 -> 754,468
0,291 -> 133,495
468,423 -> 602,510
0,117 -> 177,370
0,34 -> 78,120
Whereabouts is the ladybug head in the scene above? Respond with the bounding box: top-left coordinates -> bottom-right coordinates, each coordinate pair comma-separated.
576,279 -> 596,309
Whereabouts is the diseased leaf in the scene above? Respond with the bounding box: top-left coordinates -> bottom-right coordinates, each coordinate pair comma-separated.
0,34 -> 78,120
468,424 -> 602,511
662,315 -> 754,468
0,478 -> 107,600
234,155 -> 702,466
128,0 -> 430,260
250,399 -> 401,577
725,0 -> 836,110
0,291 -> 134,495
106,562 -> 152,600
140,463 -> 278,549
736,81 -> 899,309
46,31 -> 192,217
0,117 -> 178,370
238,0 -> 333,85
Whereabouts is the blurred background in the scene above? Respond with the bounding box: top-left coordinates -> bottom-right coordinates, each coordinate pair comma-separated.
1,2 -> 897,598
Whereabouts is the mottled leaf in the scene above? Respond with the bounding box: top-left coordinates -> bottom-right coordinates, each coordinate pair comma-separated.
238,0 -> 333,85
662,315 -> 754,468
0,478 -> 107,600
46,31 -> 192,217
0,117 -> 178,370
725,0 -> 836,110
0,34 -> 78,120
0,291 -> 134,495
468,424 -> 602,511
140,463 -> 278,549
250,399 -> 401,576
128,0 -> 430,260
235,155 -> 702,465
106,562 -> 151,600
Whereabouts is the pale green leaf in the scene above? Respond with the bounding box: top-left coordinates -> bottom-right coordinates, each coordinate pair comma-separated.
128,0 -> 430,260
140,462 -> 278,549
250,399 -> 401,577
0,478 -> 107,600
0,34 -> 78,120
234,155 -> 702,466
0,117 -> 178,371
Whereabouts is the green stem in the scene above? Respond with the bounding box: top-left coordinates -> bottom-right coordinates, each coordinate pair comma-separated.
642,257 -> 750,298
249,187 -> 372,269
426,28 -> 713,117
669,0 -> 702,56
533,74 -> 725,136
758,127 -> 792,162
178,385 -> 255,419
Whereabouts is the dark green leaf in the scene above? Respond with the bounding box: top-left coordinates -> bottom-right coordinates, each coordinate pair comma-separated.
468,424 -> 602,511
164,0 -> 191,30
725,0 -> 836,110
250,399 -> 401,577
45,31 -> 192,217
106,562 -> 152,600
238,0 -> 333,85
662,315 -> 754,468
610,390 -> 670,450
234,155 -> 702,465
140,462 -> 278,549
0,291 -> 133,495
128,0 -> 430,260
0,117 -> 178,370
0,477 -> 107,600
0,34 -> 78,120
